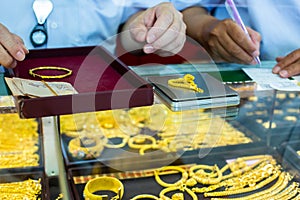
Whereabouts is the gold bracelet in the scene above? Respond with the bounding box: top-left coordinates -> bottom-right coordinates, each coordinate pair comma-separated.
68,136 -> 105,159
29,66 -> 72,79
83,177 -> 124,200
154,166 -> 188,188
130,194 -> 159,200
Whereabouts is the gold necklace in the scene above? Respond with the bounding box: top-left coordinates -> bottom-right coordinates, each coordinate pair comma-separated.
168,74 -> 204,93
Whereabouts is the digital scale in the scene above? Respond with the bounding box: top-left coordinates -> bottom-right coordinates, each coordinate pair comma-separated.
148,73 -> 240,111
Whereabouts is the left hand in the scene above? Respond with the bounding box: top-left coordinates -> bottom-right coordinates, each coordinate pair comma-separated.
272,49 -> 300,78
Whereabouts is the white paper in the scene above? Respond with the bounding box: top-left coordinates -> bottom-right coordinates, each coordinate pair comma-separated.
5,77 -> 78,97
242,68 -> 300,91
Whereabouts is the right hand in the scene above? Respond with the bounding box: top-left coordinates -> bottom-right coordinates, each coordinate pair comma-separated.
202,19 -> 261,64
0,23 -> 28,68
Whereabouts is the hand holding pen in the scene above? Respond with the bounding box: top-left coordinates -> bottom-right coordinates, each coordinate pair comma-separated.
225,0 -> 261,65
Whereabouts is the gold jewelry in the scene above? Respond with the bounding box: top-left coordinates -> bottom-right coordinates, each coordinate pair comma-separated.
210,172 -> 291,200
29,66 -> 72,79
159,186 -> 198,200
154,166 -> 188,188
168,74 -> 204,93
189,164 -> 223,185
83,177 -> 124,200
204,170 -> 281,197
68,136 -> 105,159
128,135 -> 157,155
130,194 -> 159,200
0,178 -> 42,199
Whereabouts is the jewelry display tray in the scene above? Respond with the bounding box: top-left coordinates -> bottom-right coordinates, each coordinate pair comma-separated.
67,145 -> 300,200
0,116 -> 44,174
9,46 -> 154,118
58,117 -> 262,168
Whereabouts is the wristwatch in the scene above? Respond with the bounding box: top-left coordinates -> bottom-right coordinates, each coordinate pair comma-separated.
30,24 -> 48,47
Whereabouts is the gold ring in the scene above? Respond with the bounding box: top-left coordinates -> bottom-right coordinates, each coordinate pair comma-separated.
83,176 -> 124,200
29,66 -> 72,79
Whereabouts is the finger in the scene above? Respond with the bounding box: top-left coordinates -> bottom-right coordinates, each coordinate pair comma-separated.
273,50 -> 300,75
247,28 -> 261,56
275,56 -> 284,62
278,62 -> 300,78
146,8 -> 175,44
0,44 -> 17,68
0,25 -> 27,62
278,49 -> 300,68
153,31 -> 186,56
228,23 -> 258,58
12,34 -> 29,54
129,25 -> 148,43
216,30 -> 254,64
149,19 -> 185,54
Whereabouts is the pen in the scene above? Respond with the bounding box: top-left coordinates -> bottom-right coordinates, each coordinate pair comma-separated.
225,0 -> 261,65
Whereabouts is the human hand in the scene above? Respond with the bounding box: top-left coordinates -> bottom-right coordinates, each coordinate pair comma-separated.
0,23 -> 28,68
128,2 -> 186,57
202,19 -> 261,64
272,49 -> 300,78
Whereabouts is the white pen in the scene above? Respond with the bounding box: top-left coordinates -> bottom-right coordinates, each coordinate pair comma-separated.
225,0 -> 261,65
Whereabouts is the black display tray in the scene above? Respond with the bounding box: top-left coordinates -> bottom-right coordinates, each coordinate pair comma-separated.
282,140 -> 300,172
236,92 -> 300,147
68,145 -> 300,200
59,117 -> 262,168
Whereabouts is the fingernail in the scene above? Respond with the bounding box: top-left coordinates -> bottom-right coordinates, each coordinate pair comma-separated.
279,70 -> 289,78
252,50 -> 259,57
147,34 -> 156,43
24,47 -> 29,54
272,66 -> 281,73
16,50 -> 25,60
143,44 -> 155,54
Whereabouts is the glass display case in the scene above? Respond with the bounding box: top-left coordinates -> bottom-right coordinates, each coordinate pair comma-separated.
1,61 -> 300,200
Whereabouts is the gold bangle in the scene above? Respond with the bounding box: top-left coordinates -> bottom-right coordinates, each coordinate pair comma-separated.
83,177 -> 124,200
130,194 -> 159,200
154,166 -> 188,188
29,66 -> 72,79
68,136 -> 105,159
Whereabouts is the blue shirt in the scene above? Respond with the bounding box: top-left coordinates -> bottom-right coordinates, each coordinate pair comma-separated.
1,0 -> 199,54
197,0 -> 300,60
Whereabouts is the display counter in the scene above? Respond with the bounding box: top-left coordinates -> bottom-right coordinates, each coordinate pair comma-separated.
0,61 -> 300,199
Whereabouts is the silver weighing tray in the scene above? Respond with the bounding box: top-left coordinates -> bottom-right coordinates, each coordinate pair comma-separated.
148,73 -> 240,111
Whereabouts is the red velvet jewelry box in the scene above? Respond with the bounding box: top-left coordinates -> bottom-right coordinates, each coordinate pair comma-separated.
10,46 -> 154,118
